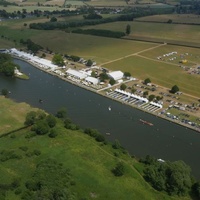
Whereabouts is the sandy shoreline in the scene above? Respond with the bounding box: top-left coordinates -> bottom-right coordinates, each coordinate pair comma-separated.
13,56 -> 200,133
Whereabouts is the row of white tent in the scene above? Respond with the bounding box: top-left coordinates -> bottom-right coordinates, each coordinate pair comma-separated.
9,48 -> 58,71
115,88 -> 162,108
115,88 -> 149,103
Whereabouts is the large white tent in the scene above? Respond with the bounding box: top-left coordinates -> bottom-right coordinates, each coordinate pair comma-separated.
85,77 -> 99,85
108,71 -> 123,80
66,69 -> 87,79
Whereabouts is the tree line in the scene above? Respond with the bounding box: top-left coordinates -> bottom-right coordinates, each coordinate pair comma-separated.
140,155 -> 200,198
72,29 -> 125,38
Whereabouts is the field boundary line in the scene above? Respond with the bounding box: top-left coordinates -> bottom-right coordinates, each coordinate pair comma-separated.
100,43 -> 166,66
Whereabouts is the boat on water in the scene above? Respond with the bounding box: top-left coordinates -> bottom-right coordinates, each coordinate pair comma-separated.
108,106 -> 111,111
139,119 -> 154,126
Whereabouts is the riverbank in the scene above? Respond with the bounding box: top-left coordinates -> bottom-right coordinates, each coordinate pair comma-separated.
12,55 -> 200,133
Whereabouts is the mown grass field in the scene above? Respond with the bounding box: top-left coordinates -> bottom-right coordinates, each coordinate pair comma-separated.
0,98 -> 191,200
31,31 -> 157,62
102,55 -> 200,97
140,44 -> 200,64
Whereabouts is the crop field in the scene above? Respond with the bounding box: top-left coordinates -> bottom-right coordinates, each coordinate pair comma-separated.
102,55 -> 200,97
84,21 -> 200,45
136,14 -> 200,24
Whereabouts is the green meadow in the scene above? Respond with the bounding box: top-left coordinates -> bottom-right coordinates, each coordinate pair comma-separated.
83,21 -> 200,45
0,96 -> 37,134
0,97 -> 191,200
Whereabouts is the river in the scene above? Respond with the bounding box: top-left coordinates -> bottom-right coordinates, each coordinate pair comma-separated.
1,58 -> 200,179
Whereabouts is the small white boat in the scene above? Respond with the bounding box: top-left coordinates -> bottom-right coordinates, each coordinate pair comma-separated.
108,106 -> 111,111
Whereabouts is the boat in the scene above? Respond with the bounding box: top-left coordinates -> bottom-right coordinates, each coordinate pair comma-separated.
105,132 -> 111,136
39,99 -> 43,103
139,119 -> 154,126
108,106 -> 111,111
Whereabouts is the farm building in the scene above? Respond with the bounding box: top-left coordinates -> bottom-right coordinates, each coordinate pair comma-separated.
66,69 -> 87,79
85,77 -> 99,85
108,71 -> 123,80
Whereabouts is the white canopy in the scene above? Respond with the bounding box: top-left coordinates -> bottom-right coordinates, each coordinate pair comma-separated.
66,69 -> 87,79
85,77 -> 99,85
108,71 -> 123,80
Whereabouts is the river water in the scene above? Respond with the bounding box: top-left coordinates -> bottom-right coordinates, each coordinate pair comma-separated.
1,59 -> 200,179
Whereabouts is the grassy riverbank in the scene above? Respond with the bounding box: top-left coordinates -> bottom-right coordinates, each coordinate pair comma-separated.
0,97 -> 192,200
0,96 -> 37,135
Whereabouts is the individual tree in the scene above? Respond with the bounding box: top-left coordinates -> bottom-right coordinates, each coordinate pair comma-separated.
32,120 -> 49,135
167,19 -> 173,23
70,55 -> 80,62
144,78 -> 151,85
112,162 -> 125,176
56,108 -> 67,119
52,54 -> 64,66
91,70 -> 96,77
86,59 -> 93,67
131,87 -> 136,94
156,96 -> 163,101
109,78 -> 116,85
1,89 -> 8,96
112,140 -> 122,149
149,94 -> 155,101
95,134 -> 105,142
46,114 -> 57,128
50,16 -> 57,22
143,91 -> 148,97
48,129 -> 58,138
99,72 -> 109,82
24,111 -> 37,126
120,83 -> 127,91
126,24 -> 131,35
170,85 -> 179,94
37,111 -> 46,120
124,71 -> 131,78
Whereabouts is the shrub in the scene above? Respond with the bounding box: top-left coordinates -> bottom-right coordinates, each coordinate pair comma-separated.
112,162 -> 125,177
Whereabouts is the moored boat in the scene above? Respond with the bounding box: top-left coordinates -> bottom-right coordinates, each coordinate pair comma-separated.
139,119 -> 154,126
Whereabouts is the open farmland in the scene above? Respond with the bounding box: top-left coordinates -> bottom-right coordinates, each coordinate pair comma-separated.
31,31 -> 157,63
0,5 -> 66,13
102,55 -> 200,97
135,14 -> 200,24
83,21 -> 200,46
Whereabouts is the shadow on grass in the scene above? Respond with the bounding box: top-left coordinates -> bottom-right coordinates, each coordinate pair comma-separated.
0,125 -> 30,138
